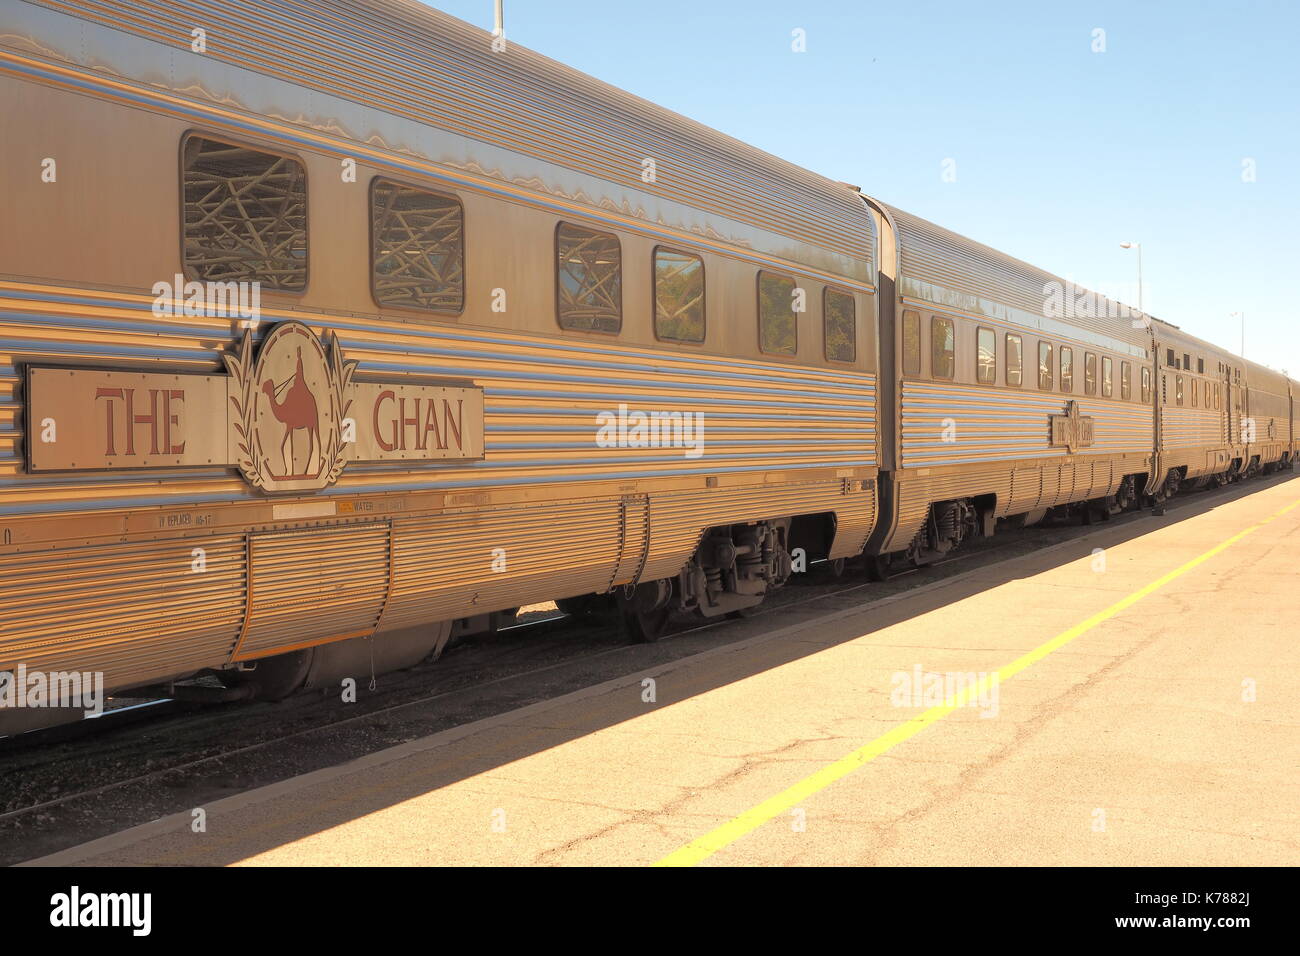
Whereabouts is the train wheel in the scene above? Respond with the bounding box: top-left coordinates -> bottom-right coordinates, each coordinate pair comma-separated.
221,649 -> 313,701
622,606 -> 671,642
616,579 -> 673,643
827,557 -> 847,577
865,553 -> 891,581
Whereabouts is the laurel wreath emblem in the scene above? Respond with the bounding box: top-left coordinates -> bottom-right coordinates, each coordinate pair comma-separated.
223,326 -> 357,493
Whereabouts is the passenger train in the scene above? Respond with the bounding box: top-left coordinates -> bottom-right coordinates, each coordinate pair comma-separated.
0,0 -> 1293,733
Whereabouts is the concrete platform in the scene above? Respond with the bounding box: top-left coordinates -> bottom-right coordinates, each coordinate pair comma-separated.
30,476 -> 1300,866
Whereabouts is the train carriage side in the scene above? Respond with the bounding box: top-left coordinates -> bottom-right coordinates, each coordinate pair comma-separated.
863,203 -> 1156,564
0,0 -> 881,727
1243,360 -> 1293,473
1150,320 -> 1240,494
1293,375 -> 1299,466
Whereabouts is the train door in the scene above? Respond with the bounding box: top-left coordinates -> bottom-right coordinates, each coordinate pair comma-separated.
1284,387 -> 1294,465
1236,369 -> 1253,473
1146,339 -> 1163,498
1229,367 -> 1244,470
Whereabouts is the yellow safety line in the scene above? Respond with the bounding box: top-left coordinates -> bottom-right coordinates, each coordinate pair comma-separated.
655,496 -> 1300,867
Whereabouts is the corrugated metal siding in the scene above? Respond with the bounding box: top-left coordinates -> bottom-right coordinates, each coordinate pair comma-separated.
0,536 -> 246,688
884,204 -> 1148,353
379,497 -> 625,632
900,381 -> 1150,468
885,457 -> 1125,555
639,479 -> 878,580
237,524 -> 390,659
1160,406 -> 1224,451
0,475 -> 879,690
1237,362 -> 1291,461
24,0 -> 873,266
0,282 -> 879,514
1151,319 -> 1234,369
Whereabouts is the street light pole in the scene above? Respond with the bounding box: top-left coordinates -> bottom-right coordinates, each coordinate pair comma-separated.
1120,241 -> 1142,318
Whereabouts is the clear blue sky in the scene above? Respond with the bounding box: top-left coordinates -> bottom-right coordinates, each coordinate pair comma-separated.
425,0 -> 1298,375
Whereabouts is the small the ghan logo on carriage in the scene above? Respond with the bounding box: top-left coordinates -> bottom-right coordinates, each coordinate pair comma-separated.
1050,400 -> 1096,454
25,320 -> 484,493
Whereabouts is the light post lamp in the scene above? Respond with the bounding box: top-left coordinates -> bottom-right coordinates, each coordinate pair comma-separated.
1120,241 -> 1143,319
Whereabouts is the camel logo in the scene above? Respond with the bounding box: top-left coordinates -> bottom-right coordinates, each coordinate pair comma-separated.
1049,400 -> 1096,454
225,321 -> 356,492
261,349 -> 321,478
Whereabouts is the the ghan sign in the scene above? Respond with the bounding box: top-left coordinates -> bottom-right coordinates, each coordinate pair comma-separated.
1049,400 -> 1096,454
26,321 -> 484,494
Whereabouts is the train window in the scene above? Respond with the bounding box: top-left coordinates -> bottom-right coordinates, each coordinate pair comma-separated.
758,271 -> 798,355
1102,356 -> 1113,397
823,288 -> 856,363
370,178 -> 464,313
1176,375 -> 1184,405
1142,367 -> 1152,403
976,327 -> 996,384
1084,352 -> 1097,395
1060,346 -> 1074,391
902,311 -> 921,376
1006,334 -> 1023,387
1198,357 -> 1206,374
1184,353 -> 1191,371
557,222 -> 622,332
1037,342 -> 1053,390
182,134 -> 307,290
653,247 -> 705,343
1121,362 -> 1132,400
931,317 -> 955,379
1166,348 -> 1176,368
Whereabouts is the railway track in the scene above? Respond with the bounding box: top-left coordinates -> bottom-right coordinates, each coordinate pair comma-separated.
1,471 -> 1289,865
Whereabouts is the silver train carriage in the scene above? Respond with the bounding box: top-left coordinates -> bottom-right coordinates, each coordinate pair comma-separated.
0,0 -> 1293,731
0,0 -> 881,727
